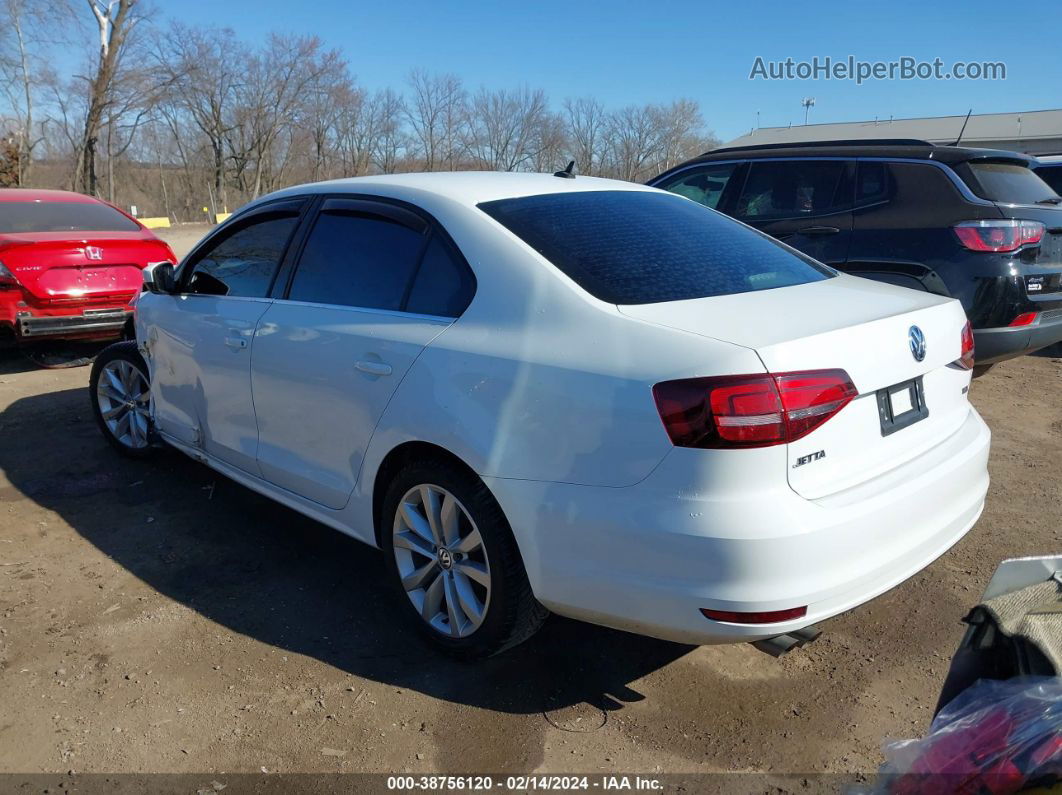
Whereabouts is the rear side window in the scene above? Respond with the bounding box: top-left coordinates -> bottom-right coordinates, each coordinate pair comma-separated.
479,190 -> 834,305
855,161 -> 893,207
656,163 -> 741,210
405,236 -> 475,317
962,162 -> 1057,205
1034,165 -> 1062,197
289,211 -> 426,311
0,200 -> 140,233
736,161 -> 851,219
186,212 -> 298,298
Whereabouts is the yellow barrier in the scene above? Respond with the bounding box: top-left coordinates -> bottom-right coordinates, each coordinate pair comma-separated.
140,217 -> 171,229
214,212 -> 231,224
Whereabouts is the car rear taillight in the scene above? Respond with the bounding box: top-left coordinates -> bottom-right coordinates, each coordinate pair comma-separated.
0,261 -> 17,288
652,369 -> 857,449
1009,312 -> 1039,327
700,606 -> 808,624
957,321 -> 976,370
953,219 -> 1045,252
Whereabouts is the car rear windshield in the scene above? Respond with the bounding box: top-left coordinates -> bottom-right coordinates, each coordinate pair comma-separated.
478,190 -> 834,305
962,162 -> 1058,205
0,201 -> 140,234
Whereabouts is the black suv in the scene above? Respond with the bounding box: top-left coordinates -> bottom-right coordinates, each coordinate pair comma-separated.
649,140 -> 1062,366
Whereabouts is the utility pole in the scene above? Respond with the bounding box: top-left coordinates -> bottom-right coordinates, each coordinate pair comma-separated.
801,97 -> 815,125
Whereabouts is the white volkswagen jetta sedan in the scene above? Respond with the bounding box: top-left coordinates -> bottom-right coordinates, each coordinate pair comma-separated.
90,172 -> 990,657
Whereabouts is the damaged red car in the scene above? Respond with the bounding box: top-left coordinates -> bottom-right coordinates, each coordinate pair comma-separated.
0,189 -> 175,347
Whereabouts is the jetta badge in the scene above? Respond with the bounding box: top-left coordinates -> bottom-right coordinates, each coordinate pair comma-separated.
84,246 -> 103,261
908,325 -> 926,362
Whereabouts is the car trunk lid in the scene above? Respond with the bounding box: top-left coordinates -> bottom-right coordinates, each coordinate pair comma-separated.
0,232 -> 162,303
619,274 -> 972,499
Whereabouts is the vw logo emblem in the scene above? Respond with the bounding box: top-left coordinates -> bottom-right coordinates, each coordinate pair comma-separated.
437,548 -> 454,570
84,246 -> 103,261
909,325 -> 927,362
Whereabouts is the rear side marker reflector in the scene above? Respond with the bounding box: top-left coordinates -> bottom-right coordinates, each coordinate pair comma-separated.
1009,312 -> 1039,327
653,369 -> 857,449
701,606 -> 808,624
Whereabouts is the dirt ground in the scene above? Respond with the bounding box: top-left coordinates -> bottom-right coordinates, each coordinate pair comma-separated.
0,222 -> 1059,776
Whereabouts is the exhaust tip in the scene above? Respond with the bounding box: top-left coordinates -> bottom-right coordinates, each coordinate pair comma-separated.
751,624 -> 822,657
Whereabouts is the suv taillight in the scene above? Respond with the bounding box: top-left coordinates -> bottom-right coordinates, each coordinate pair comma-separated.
957,321 -> 975,370
652,369 -> 857,449
953,219 -> 1044,252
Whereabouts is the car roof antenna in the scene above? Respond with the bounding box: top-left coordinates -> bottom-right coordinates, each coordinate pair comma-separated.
553,160 -> 576,179
951,109 -> 973,146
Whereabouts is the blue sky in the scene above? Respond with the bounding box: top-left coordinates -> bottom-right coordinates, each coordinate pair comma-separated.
163,0 -> 1059,142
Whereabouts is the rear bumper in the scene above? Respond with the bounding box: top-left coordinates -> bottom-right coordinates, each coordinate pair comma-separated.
14,309 -> 132,339
974,309 -> 1062,364
487,406 -> 990,645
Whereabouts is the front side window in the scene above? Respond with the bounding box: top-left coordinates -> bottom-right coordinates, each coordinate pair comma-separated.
288,211 -> 426,311
736,160 -> 851,219
186,212 -> 298,298
479,190 -> 834,305
0,200 -> 140,234
657,163 -> 741,210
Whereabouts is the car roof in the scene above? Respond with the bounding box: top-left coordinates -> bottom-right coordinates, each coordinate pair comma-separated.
672,140 -> 1037,168
1035,155 -> 1062,164
0,188 -> 102,203
265,171 -> 656,208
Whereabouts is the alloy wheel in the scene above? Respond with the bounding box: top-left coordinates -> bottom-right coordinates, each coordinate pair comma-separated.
392,484 -> 492,638
96,358 -> 151,450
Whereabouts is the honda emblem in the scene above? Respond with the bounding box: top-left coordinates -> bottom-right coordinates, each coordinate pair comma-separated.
84,246 -> 103,261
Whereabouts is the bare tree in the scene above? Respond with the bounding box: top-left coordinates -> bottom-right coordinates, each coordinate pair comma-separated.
73,0 -> 147,195
153,23 -> 243,211
369,88 -> 407,174
405,69 -> 465,171
303,49 -> 351,181
563,97 -> 606,176
465,86 -> 550,171
604,104 -> 663,182
653,99 -> 713,174
5,13 -> 718,216
0,0 -> 69,184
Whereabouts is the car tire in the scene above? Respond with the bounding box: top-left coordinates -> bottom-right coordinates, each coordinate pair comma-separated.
382,458 -> 547,658
90,341 -> 156,459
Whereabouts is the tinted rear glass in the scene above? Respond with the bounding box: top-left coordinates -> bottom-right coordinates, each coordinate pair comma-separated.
478,190 -> 833,305
964,162 -> 1057,205
0,201 -> 140,233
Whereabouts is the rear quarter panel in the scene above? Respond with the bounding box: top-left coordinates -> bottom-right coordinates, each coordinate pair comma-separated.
350,199 -> 767,539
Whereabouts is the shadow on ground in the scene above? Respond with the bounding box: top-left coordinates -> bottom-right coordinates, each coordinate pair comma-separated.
0,385 -> 692,718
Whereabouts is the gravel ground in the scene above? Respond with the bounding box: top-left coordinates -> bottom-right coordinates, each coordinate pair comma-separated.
0,223 -> 1059,776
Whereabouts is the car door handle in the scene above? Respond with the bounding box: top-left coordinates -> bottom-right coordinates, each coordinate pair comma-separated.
355,360 -> 392,377
224,336 -> 248,350
798,225 -> 841,236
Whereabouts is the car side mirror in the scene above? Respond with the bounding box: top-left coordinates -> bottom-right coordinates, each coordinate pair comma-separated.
143,261 -> 177,294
